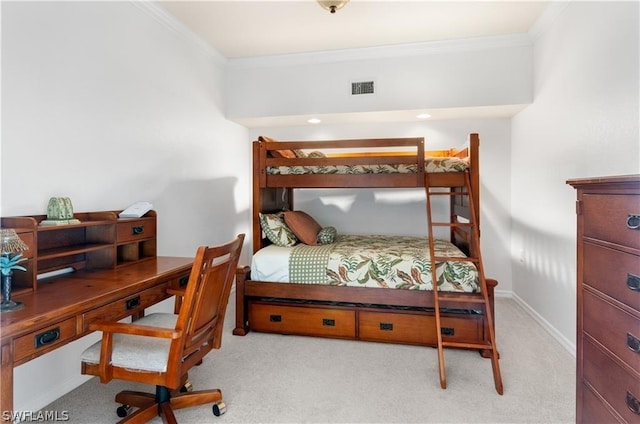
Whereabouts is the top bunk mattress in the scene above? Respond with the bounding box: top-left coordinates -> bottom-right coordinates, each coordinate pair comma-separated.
267,157 -> 469,176
251,234 -> 479,293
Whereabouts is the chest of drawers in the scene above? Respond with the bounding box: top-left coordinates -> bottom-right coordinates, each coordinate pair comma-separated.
568,175 -> 640,423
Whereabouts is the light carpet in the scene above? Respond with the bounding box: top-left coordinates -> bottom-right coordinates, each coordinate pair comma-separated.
41,297 -> 575,423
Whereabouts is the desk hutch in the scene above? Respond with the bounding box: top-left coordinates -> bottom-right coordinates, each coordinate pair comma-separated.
0,210 -> 193,421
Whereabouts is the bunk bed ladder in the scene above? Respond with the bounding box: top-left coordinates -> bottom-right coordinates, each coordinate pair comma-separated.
423,171 -> 504,395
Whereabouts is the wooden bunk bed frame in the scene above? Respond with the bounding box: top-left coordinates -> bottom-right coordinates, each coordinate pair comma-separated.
234,133 -> 497,358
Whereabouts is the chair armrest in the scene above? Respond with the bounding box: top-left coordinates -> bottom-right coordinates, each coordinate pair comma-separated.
166,287 -> 186,297
89,320 -> 181,340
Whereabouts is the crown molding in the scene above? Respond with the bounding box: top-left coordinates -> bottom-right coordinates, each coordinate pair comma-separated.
528,0 -> 572,41
130,0 -> 227,67
227,33 -> 533,70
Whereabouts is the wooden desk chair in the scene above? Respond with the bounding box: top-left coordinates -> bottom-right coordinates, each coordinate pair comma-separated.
81,234 -> 245,423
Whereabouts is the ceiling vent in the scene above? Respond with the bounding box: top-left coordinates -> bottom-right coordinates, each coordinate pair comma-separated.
351,80 -> 375,95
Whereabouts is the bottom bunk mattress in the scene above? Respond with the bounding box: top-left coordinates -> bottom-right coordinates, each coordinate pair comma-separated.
251,234 -> 479,293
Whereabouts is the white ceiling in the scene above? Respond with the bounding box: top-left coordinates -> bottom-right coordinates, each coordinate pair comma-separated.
159,0 -> 549,59
157,0 -> 551,126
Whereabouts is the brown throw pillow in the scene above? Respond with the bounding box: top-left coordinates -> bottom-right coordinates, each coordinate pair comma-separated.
259,135 -> 296,159
281,211 -> 322,245
271,149 -> 296,159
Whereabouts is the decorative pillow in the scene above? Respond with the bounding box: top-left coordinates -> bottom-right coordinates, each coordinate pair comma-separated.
258,213 -> 297,247
271,149 -> 296,159
293,149 -> 307,158
307,151 -> 327,158
317,226 -> 337,244
259,135 -> 297,159
281,211 -> 322,245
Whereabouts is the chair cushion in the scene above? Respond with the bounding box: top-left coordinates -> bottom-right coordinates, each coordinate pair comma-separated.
81,313 -> 178,373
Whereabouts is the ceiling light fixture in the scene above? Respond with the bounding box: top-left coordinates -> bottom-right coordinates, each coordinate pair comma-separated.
317,0 -> 349,14
307,118 -> 322,124
416,113 -> 431,120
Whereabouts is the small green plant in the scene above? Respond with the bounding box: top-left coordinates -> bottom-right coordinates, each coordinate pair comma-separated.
0,253 -> 27,276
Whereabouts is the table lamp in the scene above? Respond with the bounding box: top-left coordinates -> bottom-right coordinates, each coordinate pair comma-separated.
1,229 -> 29,312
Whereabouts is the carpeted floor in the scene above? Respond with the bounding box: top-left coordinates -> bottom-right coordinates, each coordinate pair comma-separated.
41,297 -> 575,423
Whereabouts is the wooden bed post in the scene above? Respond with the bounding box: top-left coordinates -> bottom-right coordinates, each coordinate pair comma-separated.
233,266 -> 251,336
469,133 -> 480,229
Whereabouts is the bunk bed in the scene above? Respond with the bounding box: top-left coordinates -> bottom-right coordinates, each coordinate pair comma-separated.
234,133 -> 503,393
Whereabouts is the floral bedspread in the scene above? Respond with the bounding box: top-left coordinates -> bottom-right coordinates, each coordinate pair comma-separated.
267,157 -> 469,176
289,235 -> 479,293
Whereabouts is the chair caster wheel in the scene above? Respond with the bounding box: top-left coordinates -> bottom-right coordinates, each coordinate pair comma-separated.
212,401 -> 226,417
116,405 -> 132,418
180,381 -> 193,393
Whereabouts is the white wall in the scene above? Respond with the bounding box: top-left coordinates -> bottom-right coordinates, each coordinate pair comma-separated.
1,1 -> 251,413
248,119 -> 512,294
5,0 -> 638,415
228,38 -> 532,120
511,1 -> 639,353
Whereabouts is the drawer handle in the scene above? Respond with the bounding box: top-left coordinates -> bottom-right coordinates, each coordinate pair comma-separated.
380,322 -> 393,331
132,225 -> 144,235
627,333 -> 640,353
269,314 -> 282,322
34,327 -> 60,348
627,273 -> 640,292
626,391 -> 640,415
627,214 -> 640,230
441,327 -> 455,336
322,318 -> 335,327
126,296 -> 141,310
178,275 -> 189,288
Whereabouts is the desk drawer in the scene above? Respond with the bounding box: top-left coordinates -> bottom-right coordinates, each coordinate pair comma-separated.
583,194 -> 640,249
358,311 -> 482,345
583,337 -> 640,423
584,242 -> 640,311
583,290 -> 640,371
249,302 -> 356,339
13,317 -> 77,363
82,283 -> 169,331
117,219 -> 156,243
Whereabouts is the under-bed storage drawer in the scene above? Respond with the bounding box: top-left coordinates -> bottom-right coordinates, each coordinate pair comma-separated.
358,311 -> 482,345
249,302 -> 356,339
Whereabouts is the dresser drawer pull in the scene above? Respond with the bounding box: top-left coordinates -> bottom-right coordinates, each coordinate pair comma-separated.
132,225 -> 144,235
269,314 -> 282,322
627,214 -> 640,230
125,296 -> 141,310
627,273 -> 640,292
380,322 -> 393,331
34,327 -> 60,348
626,391 -> 640,415
627,333 -> 640,353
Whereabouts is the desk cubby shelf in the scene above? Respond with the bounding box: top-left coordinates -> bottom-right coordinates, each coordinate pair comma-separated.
1,210 -> 157,297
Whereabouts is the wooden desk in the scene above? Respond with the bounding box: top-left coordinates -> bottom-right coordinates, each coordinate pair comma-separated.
0,257 -> 193,421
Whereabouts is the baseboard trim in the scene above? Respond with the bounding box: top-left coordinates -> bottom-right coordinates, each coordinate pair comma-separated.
511,292 -> 576,357
14,374 -> 93,421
